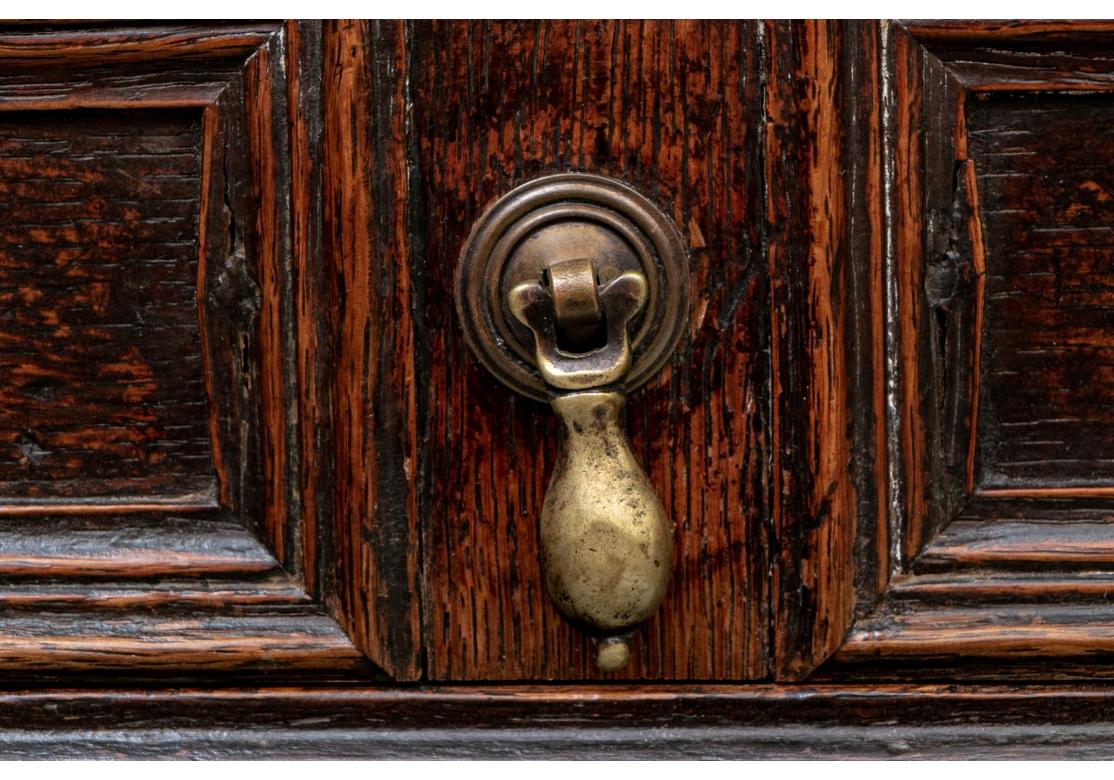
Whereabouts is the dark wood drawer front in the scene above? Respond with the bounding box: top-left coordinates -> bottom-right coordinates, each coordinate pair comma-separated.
10,19 -> 1114,706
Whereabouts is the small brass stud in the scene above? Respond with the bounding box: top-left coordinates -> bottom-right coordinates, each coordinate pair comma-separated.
596,637 -> 632,672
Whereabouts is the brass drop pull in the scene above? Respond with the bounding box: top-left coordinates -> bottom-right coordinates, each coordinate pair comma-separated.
509,258 -> 672,670
455,174 -> 689,671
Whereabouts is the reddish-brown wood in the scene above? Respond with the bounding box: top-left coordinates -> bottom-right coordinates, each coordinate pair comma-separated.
288,19 -> 324,599
0,26 -> 277,65
0,22 -> 400,680
0,108 -> 212,499
15,18 -> 1114,756
0,109 -> 215,504
0,615 -> 364,674
317,20 -> 422,681
766,20 -> 882,680
408,20 -> 769,681
244,32 -> 295,566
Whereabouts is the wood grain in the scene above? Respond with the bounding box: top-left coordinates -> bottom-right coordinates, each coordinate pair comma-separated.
0,22 -> 384,680
13,18 -> 1114,753
889,23 -> 971,564
317,20 -> 422,681
0,514 -> 277,578
0,25 -> 276,65
766,20 -> 880,680
0,109 -> 215,503
839,603 -> 1114,664
904,20 -> 1114,42
408,20 -> 769,680
0,614 -> 365,674
243,30 -> 296,567
919,499 -> 1114,570
287,19 -> 326,599
968,90 -> 1114,489
781,21 -> 1114,678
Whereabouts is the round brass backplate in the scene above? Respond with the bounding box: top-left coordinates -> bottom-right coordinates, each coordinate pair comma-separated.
455,173 -> 690,402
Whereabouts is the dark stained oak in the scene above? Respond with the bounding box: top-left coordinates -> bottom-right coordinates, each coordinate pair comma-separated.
766,19 -> 883,680
0,614 -> 365,674
0,108 -> 214,504
0,21 -> 405,682
772,20 -> 1114,681
0,514 -> 275,578
968,90 -> 1114,489
6,684 -> 1114,757
315,19 -> 422,681
0,25 -> 277,66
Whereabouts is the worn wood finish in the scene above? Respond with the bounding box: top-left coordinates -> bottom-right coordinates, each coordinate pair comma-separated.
409,20 -> 769,680
0,19 -> 776,687
315,19 -> 422,681
0,514 -> 275,577
0,26 -> 277,66
17,18 -> 1114,755
0,108 -> 214,504
967,90 -> 1114,490
0,615 -> 365,674
774,20 -> 1114,679
766,20 -> 883,680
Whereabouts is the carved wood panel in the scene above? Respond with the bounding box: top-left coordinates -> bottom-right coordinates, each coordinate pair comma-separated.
0,22 -> 417,682
774,20 -> 1114,680
16,19 -> 1114,693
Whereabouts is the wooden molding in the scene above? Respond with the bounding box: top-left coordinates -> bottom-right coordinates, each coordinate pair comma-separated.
4,684 -> 1114,757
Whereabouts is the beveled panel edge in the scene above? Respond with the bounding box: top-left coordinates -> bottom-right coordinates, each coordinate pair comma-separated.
779,20 -> 1114,679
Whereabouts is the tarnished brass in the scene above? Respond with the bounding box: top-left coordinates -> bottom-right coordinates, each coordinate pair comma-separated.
508,263 -> 647,391
546,257 -> 602,350
595,636 -> 634,673
543,391 -> 673,654
454,173 -> 688,671
455,173 -> 689,402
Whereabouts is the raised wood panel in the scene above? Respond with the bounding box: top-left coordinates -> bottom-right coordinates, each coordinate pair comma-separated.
409,20 -> 769,680
967,90 -> 1114,490
0,108 -> 214,503
14,18 -> 1114,755
776,20 -> 1114,680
